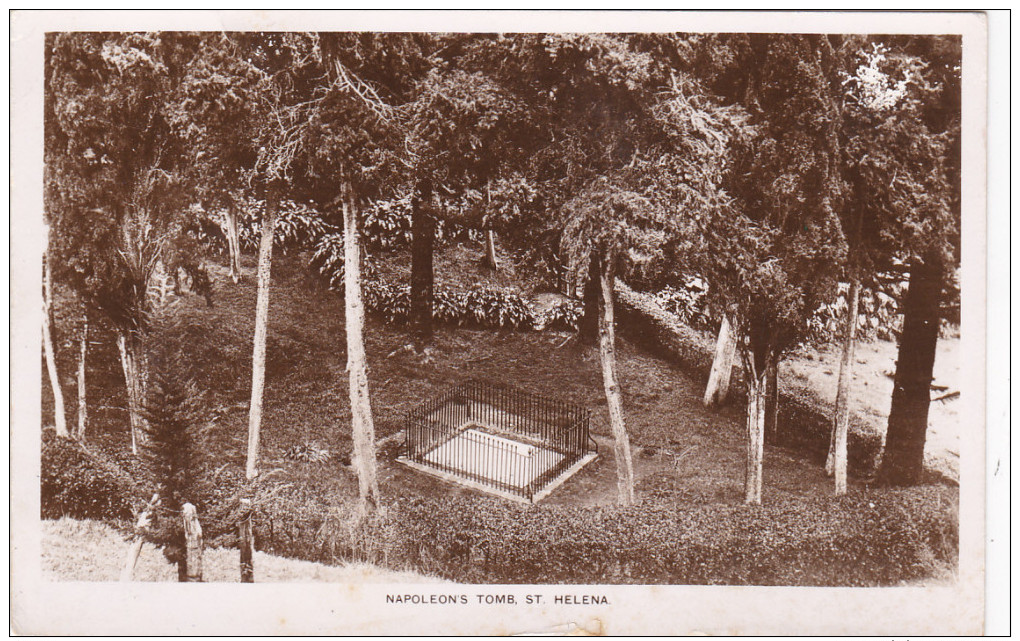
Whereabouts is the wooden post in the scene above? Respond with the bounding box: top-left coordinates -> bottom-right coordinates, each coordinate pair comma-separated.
182,503 -> 203,582
239,498 -> 254,583
121,493 -> 158,581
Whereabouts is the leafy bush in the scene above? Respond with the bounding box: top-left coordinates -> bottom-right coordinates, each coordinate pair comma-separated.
363,193 -> 413,251
432,288 -> 470,325
653,276 -> 713,331
540,299 -> 583,331
239,199 -> 329,254
358,279 -> 541,331
41,430 -> 138,521
464,286 -> 534,329
363,281 -> 412,325
310,232 -> 346,290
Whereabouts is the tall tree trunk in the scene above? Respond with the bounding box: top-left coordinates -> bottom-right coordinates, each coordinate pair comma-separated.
410,183 -> 435,350
743,357 -> 768,505
226,205 -> 242,284
343,186 -> 380,510
245,180 -> 281,480
483,229 -> 499,271
597,248 -> 635,506
825,278 -> 861,495
578,252 -> 602,346
879,259 -> 942,485
76,318 -> 89,441
763,358 -> 779,444
117,330 -> 146,456
703,314 -> 737,407
42,251 -> 68,438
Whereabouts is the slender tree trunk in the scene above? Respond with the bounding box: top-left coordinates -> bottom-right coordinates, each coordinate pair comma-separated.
226,205 -> 242,284
764,359 -> 779,444
825,278 -> 861,495
245,181 -> 281,480
42,251 -> 68,438
181,503 -> 204,582
879,259 -> 942,485
483,229 -> 499,271
744,358 -> 768,505
117,331 -> 146,456
703,315 -> 737,407
343,186 -> 380,510
578,252 -> 602,346
410,183 -> 435,350
76,318 -> 89,440
482,180 -> 499,271
597,248 -> 635,506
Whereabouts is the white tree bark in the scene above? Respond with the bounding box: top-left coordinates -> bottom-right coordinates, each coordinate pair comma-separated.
744,361 -> 767,505
117,331 -> 146,456
226,206 -> 242,284
703,315 -> 737,407
42,251 -> 68,438
825,278 -> 861,495
343,187 -> 380,510
597,248 -> 635,506
76,319 -> 88,440
484,229 -> 499,271
245,183 -> 280,480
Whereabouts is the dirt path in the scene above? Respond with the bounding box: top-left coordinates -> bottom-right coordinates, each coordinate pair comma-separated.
784,337 -> 960,481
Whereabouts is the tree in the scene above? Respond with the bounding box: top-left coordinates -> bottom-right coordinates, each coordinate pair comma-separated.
403,51 -> 529,349
696,34 -> 848,504
815,38 -> 960,490
41,236 -> 68,438
867,38 -> 960,486
46,32 -> 196,454
308,33 -> 431,509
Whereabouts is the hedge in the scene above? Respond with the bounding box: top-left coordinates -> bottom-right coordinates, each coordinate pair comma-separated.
234,484 -> 957,586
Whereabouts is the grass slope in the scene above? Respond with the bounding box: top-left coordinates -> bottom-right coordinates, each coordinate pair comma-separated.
43,517 -> 447,583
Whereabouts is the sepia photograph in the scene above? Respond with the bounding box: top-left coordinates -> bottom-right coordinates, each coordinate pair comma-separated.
10,9 -> 997,635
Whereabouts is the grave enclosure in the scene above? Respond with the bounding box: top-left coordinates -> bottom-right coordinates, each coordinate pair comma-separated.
400,381 -> 598,503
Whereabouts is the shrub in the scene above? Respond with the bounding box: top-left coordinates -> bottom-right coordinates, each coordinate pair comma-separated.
310,232 -> 346,291
464,286 -> 534,329
364,281 -> 412,324
432,288 -> 470,325
363,193 -> 413,251
543,299 -> 583,331
41,430 -> 138,521
239,199 -> 329,254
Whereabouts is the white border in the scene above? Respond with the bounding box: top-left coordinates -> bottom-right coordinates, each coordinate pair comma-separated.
9,10 -> 996,636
